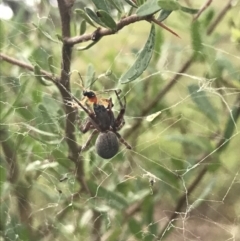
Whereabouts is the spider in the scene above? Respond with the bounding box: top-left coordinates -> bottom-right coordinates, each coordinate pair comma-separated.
71,89 -> 132,159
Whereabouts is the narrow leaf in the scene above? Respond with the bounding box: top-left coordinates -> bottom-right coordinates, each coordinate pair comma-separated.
77,41 -> 99,51
119,24 -> 155,83
219,104 -> 240,152
180,6 -> 199,14
109,0 -> 125,13
124,0 -> 138,8
21,123 -> 59,137
75,9 -> 96,28
146,111 -> 161,122
158,0 -> 180,11
188,84 -> 218,124
85,7 -> 107,28
47,55 -> 55,76
136,0 -> 161,17
191,21 -> 202,58
32,23 -> 59,43
91,0 -> 110,13
97,10 -> 117,30
34,65 -> 52,86
157,9 -> 172,22
80,20 -> 87,35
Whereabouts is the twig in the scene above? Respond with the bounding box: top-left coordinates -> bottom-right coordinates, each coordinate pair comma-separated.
207,0 -> 235,35
66,14 -> 179,46
0,53 -> 58,82
193,0 -> 212,21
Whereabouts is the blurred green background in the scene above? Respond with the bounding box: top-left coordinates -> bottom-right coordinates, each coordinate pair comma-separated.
0,0 -> 240,240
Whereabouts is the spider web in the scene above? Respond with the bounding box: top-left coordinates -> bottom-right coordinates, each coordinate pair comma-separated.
0,1 -> 240,241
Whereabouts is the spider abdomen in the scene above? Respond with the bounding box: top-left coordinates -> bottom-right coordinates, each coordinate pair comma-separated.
95,132 -> 119,159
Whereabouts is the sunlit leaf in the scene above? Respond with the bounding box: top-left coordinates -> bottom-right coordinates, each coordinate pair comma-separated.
158,0 -> 180,11
119,24 -> 155,83
146,111 -> 161,122
136,0 -> 161,17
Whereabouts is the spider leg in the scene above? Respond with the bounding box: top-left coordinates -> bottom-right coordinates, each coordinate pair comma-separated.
78,118 -> 95,133
114,90 -> 126,129
81,129 -> 98,151
114,132 -> 132,150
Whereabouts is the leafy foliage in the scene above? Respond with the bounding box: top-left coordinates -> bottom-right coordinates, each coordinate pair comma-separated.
0,1 -> 240,241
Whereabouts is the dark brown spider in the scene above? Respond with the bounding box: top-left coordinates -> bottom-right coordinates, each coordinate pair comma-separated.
74,90 -> 132,159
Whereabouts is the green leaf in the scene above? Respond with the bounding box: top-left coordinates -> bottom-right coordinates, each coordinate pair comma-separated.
97,10 -> 117,31
47,55 -> 55,76
87,181 -> 129,210
119,24 -> 155,83
85,64 -> 96,88
109,0 -> 125,13
34,65 -> 52,86
128,218 -> 142,239
180,6 -> 199,14
166,134 -> 213,151
32,23 -> 59,43
157,9 -> 172,22
0,165 -> 6,196
158,0 -> 180,11
38,104 -> 59,134
219,104 -> 240,152
21,123 -> 59,137
124,0 -> 138,8
188,84 -> 219,124
75,9 -> 96,28
1,80 -> 29,121
77,41 -> 99,51
51,150 -> 74,169
85,7 -> 107,28
136,0 -> 161,17
191,21 -> 202,58
91,0 -> 110,13
80,20 -> 87,35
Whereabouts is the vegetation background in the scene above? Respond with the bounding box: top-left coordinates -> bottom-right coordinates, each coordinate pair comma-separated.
0,0 -> 240,240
